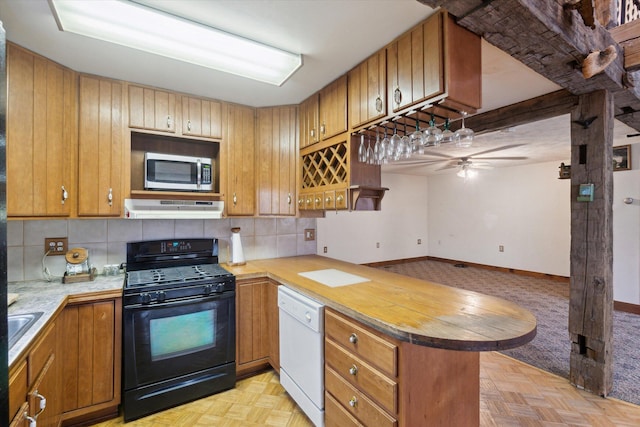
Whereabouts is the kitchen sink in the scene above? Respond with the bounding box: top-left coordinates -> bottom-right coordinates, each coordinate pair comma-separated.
8,312 -> 43,349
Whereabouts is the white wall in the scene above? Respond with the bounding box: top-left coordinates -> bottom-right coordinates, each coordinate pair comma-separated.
427,161 -> 571,277
316,173 -> 429,264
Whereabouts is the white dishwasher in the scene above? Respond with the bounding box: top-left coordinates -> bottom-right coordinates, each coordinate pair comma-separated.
278,286 -> 325,427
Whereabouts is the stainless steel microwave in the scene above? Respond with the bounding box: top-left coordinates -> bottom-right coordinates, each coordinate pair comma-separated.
144,152 -> 213,192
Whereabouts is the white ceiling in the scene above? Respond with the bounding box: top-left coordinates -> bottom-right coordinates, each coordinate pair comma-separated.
0,0 -> 636,175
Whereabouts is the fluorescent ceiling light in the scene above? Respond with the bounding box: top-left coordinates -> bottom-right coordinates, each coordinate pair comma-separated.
48,0 -> 303,86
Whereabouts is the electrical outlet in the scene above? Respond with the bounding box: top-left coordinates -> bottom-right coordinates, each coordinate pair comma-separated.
323,246 -> 328,254
304,229 -> 315,241
45,237 -> 68,256
499,245 -> 504,252
417,239 -> 422,245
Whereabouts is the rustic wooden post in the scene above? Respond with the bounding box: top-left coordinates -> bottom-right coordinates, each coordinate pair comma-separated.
569,90 -> 614,396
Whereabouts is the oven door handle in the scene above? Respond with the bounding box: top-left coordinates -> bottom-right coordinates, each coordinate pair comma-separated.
126,291 -> 234,310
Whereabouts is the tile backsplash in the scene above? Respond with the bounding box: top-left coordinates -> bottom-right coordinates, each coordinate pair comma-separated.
8,217 -> 317,282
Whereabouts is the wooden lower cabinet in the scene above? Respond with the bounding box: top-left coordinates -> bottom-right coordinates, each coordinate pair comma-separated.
324,308 -> 480,427
9,321 -> 60,427
58,297 -> 122,426
236,278 -> 280,377
236,278 -> 269,376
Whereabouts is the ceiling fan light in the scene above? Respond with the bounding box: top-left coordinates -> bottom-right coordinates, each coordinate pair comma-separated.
456,166 -> 477,179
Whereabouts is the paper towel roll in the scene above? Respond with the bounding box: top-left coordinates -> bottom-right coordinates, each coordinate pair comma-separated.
229,227 -> 246,265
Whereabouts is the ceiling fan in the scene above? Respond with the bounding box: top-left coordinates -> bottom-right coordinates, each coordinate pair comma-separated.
393,144 -> 530,176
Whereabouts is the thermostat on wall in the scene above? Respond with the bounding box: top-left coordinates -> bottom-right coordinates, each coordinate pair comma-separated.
577,183 -> 594,202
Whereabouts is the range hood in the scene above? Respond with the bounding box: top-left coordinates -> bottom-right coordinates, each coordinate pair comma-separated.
124,199 -> 224,219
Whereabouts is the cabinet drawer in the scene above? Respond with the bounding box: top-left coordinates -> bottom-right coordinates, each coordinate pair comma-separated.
325,391 -> 364,427
325,339 -> 397,414
335,189 -> 348,210
28,321 -> 56,382
325,366 -> 397,427
325,309 -> 397,377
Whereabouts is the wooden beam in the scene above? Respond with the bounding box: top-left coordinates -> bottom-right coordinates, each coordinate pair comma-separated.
569,90 -> 614,397
460,90 -> 579,134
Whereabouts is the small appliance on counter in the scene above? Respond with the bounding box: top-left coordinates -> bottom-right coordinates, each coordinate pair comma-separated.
63,247 -> 97,284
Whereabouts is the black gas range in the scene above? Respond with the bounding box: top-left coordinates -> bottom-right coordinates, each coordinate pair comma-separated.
122,238 -> 236,422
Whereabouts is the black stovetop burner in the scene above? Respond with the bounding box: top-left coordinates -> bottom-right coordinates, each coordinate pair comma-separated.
126,264 -> 232,288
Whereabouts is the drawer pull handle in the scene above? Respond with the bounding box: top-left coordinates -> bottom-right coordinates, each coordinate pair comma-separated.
349,364 -> 358,375
349,333 -> 358,344
349,396 -> 358,407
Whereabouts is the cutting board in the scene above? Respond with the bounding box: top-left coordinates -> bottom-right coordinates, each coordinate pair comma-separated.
8,293 -> 19,306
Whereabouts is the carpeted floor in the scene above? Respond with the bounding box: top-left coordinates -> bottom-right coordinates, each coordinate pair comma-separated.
380,259 -> 640,406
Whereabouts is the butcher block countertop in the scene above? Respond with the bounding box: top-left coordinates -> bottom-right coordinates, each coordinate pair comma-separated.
227,255 -> 537,352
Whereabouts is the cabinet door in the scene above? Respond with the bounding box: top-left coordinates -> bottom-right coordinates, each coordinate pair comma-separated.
388,13 -> 443,113
128,85 -> 176,133
349,49 -> 386,129
257,106 -> 298,216
28,356 -> 59,427
236,279 -> 269,376
182,96 -> 223,139
7,44 -> 76,217
299,93 -> 319,148
226,104 -> 256,216
58,299 -> 120,415
319,75 -> 347,140
78,75 -> 124,216
28,321 -> 60,427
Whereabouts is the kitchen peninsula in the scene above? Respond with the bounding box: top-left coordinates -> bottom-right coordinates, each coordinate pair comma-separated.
230,255 -> 537,426
8,255 -> 535,426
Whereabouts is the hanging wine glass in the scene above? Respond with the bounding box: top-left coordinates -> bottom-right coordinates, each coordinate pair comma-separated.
409,119 -> 425,154
379,126 -> 389,164
366,135 -> 375,165
441,118 -> 455,144
424,113 -> 443,147
373,130 -> 381,165
389,122 -> 401,161
358,134 -> 366,163
401,122 -> 411,159
454,111 -> 474,148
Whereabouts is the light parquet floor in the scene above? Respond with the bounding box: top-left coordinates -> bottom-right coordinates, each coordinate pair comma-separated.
93,352 -> 640,427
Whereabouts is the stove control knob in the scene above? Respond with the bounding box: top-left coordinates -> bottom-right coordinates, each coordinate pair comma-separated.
156,291 -> 166,303
140,293 -> 152,305
203,284 -> 213,295
215,283 -> 225,293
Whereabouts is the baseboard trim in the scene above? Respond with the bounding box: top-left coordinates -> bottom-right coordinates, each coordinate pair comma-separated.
364,256 -> 570,283
614,301 -> 640,315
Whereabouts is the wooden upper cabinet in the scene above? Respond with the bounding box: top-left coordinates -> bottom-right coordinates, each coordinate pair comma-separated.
78,75 -> 125,216
319,75 -> 348,140
225,104 -> 256,216
349,49 -> 387,129
181,96 -> 223,139
128,85 -> 176,133
7,43 -> 77,218
257,106 -> 298,216
387,10 -> 480,114
299,93 -> 320,148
